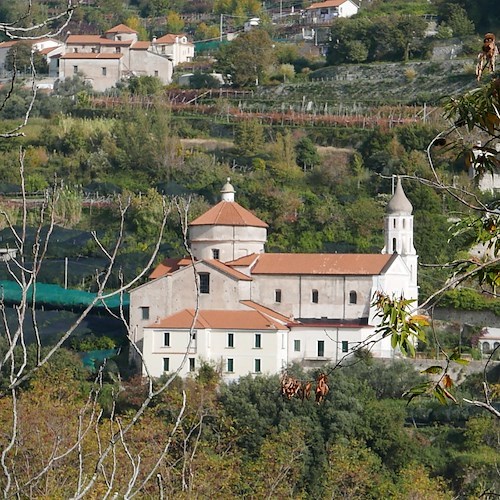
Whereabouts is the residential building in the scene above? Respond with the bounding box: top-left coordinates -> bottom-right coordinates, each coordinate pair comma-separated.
130,177 -> 418,380
151,34 -> 194,67
58,24 -> 174,92
0,38 -> 64,75
305,0 -> 359,24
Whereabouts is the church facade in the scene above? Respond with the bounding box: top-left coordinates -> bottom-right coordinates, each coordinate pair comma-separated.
129,178 -> 418,380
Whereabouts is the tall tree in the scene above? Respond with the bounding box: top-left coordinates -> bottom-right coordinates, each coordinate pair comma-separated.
215,29 -> 276,87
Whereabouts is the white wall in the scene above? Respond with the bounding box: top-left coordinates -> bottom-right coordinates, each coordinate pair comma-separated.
143,327 -> 285,379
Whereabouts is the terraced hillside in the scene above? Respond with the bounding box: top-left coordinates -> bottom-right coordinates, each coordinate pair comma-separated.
256,59 -> 481,108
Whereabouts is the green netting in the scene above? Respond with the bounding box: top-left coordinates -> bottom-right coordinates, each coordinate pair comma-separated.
0,281 -> 129,310
194,39 -> 228,52
79,349 -> 120,370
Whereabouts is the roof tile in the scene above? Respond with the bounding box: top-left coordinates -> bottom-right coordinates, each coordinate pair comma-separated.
149,309 -> 288,330
190,201 -> 268,228
250,253 -> 394,275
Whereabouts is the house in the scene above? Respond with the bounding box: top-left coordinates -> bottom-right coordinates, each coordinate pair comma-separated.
478,327 -> 500,355
305,0 -> 359,24
130,177 -> 418,380
151,34 -> 194,67
0,38 -> 64,75
58,24 -> 174,92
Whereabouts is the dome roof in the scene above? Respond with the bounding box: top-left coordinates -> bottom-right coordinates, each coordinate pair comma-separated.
387,177 -> 412,215
189,200 -> 268,228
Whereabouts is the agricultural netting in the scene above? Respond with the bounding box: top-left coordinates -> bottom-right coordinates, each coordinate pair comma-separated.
0,280 -> 129,310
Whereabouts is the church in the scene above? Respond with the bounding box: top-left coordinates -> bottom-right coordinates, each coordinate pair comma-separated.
129,177 -> 418,380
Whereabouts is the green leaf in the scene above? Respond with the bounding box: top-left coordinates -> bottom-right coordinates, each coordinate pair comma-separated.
421,365 -> 443,375
433,385 -> 447,405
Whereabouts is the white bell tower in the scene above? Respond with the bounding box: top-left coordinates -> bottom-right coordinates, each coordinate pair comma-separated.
382,177 -> 418,290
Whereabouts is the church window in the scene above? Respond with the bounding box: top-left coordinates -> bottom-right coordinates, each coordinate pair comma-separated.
317,340 -> 325,357
212,249 -> 220,259
393,219 -> 396,228
275,289 -> 282,303
141,306 -> 150,320
349,291 -> 357,304
312,289 -> 319,303
392,238 -> 397,253
199,273 -> 210,294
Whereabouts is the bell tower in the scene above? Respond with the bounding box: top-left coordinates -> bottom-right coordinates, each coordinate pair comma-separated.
382,177 -> 418,290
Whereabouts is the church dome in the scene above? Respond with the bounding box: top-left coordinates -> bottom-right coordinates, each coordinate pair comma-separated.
386,177 -> 413,215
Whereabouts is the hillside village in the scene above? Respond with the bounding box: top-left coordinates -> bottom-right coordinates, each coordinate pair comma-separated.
0,0 -> 499,497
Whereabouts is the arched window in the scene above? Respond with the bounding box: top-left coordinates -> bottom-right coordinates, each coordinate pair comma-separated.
393,219 -> 396,228
482,341 -> 491,353
349,291 -> 357,304
312,289 -> 319,303
392,237 -> 397,253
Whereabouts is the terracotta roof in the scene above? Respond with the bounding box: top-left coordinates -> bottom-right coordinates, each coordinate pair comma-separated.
0,41 -> 18,48
149,309 -> 288,330
105,24 -> 137,34
307,0 -> 352,9
190,201 -> 268,228
131,41 -> 150,50
249,253 -> 395,275
225,253 -> 260,266
149,257 -> 192,279
204,259 -> 252,281
240,300 -> 294,323
66,35 -> 132,46
155,34 -> 192,44
60,53 -> 123,59
290,320 -> 372,329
